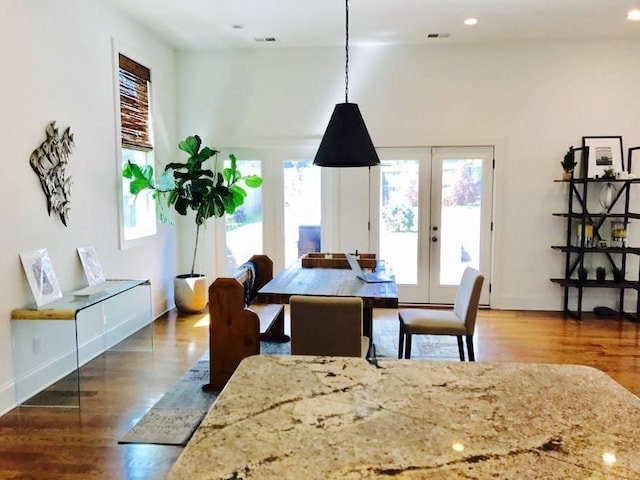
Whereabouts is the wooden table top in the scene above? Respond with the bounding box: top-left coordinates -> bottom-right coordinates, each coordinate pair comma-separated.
255,262 -> 398,309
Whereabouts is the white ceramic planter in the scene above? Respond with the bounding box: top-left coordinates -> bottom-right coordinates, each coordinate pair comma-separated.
174,274 -> 208,313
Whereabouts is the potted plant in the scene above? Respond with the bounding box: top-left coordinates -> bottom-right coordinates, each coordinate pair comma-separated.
561,147 -> 577,180
595,266 -> 607,283
612,267 -> 625,283
577,266 -> 589,282
123,134 -> 262,313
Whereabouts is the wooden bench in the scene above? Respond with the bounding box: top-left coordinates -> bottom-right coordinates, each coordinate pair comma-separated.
205,255 -> 288,390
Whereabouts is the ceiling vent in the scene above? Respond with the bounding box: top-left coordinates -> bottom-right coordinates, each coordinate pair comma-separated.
254,37 -> 276,42
427,33 -> 450,39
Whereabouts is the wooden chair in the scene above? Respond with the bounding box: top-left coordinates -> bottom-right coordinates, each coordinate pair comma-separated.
290,296 -> 369,358
398,267 -> 484,361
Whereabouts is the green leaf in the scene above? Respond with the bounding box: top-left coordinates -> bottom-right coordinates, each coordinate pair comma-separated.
243,175 -> 263,188
178,135 -> 201,156
157,169 -> 175,191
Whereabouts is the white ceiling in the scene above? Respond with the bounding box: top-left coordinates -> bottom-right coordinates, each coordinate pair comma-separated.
103,0 -> 640,50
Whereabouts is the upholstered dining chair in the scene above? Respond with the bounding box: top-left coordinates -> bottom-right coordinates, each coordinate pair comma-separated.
290,295 -> 369,358
398,267 -> 484,361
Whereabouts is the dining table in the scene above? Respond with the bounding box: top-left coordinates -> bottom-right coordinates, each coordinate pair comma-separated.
255,260 -> 399,349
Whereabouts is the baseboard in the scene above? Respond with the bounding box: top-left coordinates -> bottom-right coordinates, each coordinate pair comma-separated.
0,380 -> 17,416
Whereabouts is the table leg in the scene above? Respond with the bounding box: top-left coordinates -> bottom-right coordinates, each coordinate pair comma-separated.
363,307 -> 376,359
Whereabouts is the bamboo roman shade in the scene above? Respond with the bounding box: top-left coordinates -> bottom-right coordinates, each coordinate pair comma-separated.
118,54 -> 153,151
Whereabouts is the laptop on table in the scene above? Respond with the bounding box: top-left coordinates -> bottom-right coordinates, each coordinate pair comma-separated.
345,254 -> 394,283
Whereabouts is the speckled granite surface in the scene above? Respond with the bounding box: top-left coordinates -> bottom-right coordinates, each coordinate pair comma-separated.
168,355 -> 640,479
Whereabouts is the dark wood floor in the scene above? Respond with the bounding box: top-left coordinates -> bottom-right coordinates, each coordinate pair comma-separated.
0,308 -> 639,479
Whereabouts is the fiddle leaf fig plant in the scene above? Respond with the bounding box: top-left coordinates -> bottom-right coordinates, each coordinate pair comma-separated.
123,134 -> 262,275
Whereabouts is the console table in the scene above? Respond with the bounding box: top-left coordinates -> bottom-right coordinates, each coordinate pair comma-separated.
169,355 -> 640,479
11,279 -> 151,407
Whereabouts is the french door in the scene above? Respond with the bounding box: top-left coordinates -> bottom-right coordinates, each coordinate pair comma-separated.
371,146 -> 493,304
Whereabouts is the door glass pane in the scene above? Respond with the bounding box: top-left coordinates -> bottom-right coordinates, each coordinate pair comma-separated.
284,161 -> 321,266
379,160 -> 419,284
440,158 -> 482,285
224,160 -> 262,272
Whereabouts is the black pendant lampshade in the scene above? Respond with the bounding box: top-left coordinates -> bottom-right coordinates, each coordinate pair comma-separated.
313,0 -> 379,168
313,103 -> 379,167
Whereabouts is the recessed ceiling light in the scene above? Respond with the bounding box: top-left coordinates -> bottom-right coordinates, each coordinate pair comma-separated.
232,25 -> 244,30
627,9 -> 640,21
464,18 -> 478,26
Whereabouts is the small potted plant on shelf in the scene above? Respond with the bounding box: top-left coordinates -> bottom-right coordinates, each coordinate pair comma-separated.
602,167 -> 616,179
561,147 -> 577,180
577,266 -> 589,282
595,266 -> 607,283
612,267 -> 625,283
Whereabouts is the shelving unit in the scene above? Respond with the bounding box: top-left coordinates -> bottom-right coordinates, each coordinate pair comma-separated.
551,175 -> 640,322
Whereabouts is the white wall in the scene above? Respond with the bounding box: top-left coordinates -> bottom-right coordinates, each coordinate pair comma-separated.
177,40 -> 640,310
0,0 -> 177,413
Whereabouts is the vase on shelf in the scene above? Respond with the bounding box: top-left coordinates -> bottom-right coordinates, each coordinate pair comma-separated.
599,182 -> 617,212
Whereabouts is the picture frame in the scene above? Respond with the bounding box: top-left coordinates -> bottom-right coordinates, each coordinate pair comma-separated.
582,136 -> 624,178
77,246 -> 105,286
19,248 -> 63,307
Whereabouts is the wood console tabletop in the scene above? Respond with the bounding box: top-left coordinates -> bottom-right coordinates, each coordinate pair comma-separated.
169,355 -> 640,479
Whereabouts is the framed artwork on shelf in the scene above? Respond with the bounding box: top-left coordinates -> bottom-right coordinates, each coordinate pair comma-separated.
582,136 -> 623,178
627,146 -> 640,177
19,248 -> 63,307
77,246 -> 105,286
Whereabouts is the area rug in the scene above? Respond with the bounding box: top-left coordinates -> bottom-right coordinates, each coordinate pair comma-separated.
119,318 -> 459,446
118,341 -> 290,446
118,354 -> 216,446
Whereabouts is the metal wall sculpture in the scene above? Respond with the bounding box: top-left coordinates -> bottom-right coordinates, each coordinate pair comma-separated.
30,121 -> 75,226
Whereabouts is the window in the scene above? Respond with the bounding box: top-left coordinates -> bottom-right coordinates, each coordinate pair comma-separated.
283,160 -> 321,266
118,53 -> 156,242
224,160 -> 263,273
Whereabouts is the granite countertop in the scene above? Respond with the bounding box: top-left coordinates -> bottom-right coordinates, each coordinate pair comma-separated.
168,355 -> 640,479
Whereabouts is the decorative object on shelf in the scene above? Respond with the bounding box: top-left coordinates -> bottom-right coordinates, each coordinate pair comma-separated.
123,134 -> 263,313
77,246 -> 105,286
582,136 -> 623,179
611,222 -> 627,248
577,267 -> 589,282
313,0 -> 379,168
19,248 -> 63,307
597,240 -> 608,249
29,121 -> 75,226
613,267 -> 625,283
561,147 -> 577,180
576,222 -> 593,247
602,167 -> 616,179
595,266 -> 607,283
598,181 -> 617,212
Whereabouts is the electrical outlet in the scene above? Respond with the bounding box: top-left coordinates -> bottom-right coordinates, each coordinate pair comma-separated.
32,337 -> 42,355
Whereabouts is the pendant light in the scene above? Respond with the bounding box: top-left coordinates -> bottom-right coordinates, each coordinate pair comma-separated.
313,0 -> 380,168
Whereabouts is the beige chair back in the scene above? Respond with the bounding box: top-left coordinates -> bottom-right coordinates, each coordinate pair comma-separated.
290,296 -> 367,357
452,267 -> 485,335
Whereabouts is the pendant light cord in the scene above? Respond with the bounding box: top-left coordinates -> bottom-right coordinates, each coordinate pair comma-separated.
345,0 -> 349,103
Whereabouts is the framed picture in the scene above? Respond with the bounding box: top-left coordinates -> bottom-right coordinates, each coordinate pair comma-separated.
582,136 -> 624,178
19,248 -> 63,307
77,246 -> 105,285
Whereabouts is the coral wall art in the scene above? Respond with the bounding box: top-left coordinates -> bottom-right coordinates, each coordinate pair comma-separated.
30,121 -> 75,226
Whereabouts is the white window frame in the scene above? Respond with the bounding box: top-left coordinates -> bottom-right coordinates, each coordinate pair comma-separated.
112,39 -> 157,249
